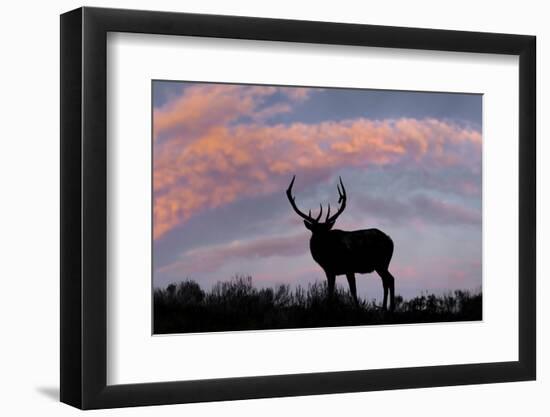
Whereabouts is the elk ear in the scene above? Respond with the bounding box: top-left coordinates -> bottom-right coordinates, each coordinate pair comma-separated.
303,220 -> 313,230
326,220 -> 336,230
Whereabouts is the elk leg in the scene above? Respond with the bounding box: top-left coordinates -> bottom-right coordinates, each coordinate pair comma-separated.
386,270 -> 395,312
376,269 -> 389,311
377,269 -> 395,312
325,272 -> 336,302
346,273 -> 359,306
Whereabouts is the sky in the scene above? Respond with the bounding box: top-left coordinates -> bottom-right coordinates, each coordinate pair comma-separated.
152,80 -> 482,301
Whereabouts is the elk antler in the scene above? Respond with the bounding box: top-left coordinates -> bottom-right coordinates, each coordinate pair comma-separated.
286,175 -> 320,224
326,177 -> 347,223
287,175 -> 346,224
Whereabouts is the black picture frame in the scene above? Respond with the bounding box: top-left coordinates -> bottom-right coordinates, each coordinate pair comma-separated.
60,6 -> 536,410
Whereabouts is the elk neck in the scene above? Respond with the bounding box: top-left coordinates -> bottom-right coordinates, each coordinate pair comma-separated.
309,229 -> 334,249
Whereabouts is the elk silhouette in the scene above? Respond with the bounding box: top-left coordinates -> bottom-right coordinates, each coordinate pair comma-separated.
286,176 -> 396,311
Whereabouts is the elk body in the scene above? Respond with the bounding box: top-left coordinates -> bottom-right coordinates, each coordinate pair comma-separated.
286,176 -> 396,311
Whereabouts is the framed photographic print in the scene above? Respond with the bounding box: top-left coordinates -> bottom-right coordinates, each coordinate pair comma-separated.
60,6 -> 536,409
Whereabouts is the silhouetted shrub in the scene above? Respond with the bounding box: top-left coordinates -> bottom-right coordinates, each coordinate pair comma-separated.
153,276 -> 482,334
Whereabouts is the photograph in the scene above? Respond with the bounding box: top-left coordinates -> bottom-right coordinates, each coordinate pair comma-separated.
54,3 -> 537,411
152,81 -> 483,334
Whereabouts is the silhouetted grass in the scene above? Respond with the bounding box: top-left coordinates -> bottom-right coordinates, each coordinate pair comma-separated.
153,275 -> 482,334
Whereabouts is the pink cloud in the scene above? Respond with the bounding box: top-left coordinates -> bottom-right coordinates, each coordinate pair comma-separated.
389,257 -> 481,292
349,193 -> 480,228
153,84 -> 260,139
153,117 -> 481,239
153,84 -> 315,140
159,233 -> 308,275
410,195 -> 480,225
152,84 -> 481,240
391,265 -> 419,280
280,87 -> 313,102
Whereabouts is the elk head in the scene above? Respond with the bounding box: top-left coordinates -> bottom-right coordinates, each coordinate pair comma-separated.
286,175 -> 347,233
